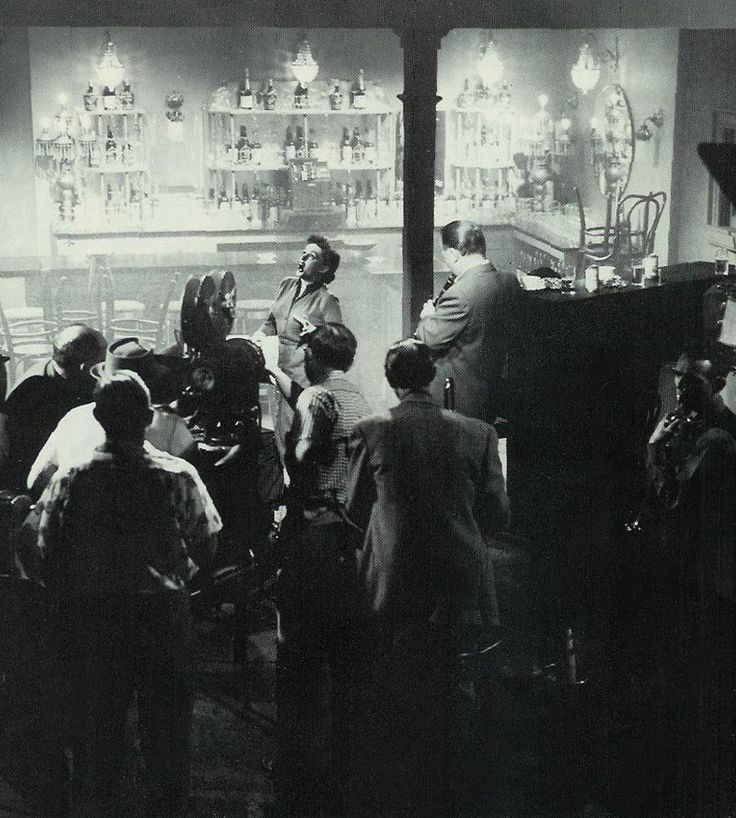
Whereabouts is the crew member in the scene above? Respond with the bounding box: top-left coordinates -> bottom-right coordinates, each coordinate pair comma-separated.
254,235 -> 342,458
0,324 -> 106,491
17,370 -> 221,818
415,220 -> 520,424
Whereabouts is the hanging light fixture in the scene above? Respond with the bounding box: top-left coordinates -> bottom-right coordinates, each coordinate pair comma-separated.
478,34 -> 504,88
96,30 -> 125,90
291,32 -> 319,85
570,41 -> 601,94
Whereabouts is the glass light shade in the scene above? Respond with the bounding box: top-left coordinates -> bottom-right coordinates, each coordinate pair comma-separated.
478,39 -> 504,87
291,36 -> 319,85
570,43 -> 601,94
97,31 -> 125,90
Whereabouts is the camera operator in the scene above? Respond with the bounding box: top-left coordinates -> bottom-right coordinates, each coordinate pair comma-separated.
646,369 -> 736,814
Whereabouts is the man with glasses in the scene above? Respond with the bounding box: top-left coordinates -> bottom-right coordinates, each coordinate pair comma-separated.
416,220 -> 520,424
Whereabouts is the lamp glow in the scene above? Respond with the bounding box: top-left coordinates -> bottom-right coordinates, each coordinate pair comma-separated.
478,37 -> 504,87
560,117 -> 571,132
571,43 -> 601,94
537,94 -> 549,109
96,31 -> 124,90
291,33 -> 319,85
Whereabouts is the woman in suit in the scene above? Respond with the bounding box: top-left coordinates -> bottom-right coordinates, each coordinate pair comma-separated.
254,234 -> 342,458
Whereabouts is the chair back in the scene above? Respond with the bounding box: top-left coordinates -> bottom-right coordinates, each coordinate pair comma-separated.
55,275 -> 103,332
574,186 -> 620,273
617,191 -> 667,261
0,298 -> 56,388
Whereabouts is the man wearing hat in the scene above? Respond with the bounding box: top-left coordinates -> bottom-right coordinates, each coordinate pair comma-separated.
1,324 -> 106,492
28,337 -> 194,495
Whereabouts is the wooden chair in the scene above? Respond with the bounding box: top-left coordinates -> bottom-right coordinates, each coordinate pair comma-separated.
105,271 -> 181,352
4,265 -> 55,323
0,299 -> 56,388
617,191 -> 667,264
574,186 -> 619,275
55,275 -> 104,332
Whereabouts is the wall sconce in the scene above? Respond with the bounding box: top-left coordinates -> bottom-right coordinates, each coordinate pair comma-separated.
635,109 -> 664,141
166,91 -> 185,142
478,33 -> 504,88
96,30 -> 125,90
570,32 -> 620,95
291,32 -> 319,85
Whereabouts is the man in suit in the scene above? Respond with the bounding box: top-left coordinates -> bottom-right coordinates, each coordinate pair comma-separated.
343,339 -> 509,817
415,220 -> 521,423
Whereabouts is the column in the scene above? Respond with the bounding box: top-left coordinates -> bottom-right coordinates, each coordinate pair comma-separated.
396,26 -> 445,335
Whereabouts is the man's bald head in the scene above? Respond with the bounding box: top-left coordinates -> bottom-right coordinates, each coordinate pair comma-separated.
53,324 -> 107,376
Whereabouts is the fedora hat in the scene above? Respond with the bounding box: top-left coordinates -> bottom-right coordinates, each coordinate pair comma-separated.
91,337 -> 178,404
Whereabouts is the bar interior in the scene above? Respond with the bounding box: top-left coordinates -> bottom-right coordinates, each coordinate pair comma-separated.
0,1 -> 736,816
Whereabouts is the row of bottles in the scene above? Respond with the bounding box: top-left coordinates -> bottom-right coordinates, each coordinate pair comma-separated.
216,69 -> 370,113
451,121 -> 513,167
213,125 -> 379,167
455,78 -> 512,110
84,79 -> 135,112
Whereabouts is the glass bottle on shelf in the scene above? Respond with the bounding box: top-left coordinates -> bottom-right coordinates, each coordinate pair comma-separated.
351,69 -> 367,110
351,127 -> 363,163
250,128 -> 262,166
236,126 -> 251,164
341,128 -> 352,164
84,80 -> 99,112
239,69 -> 254,110
119,79 -> 135,110
294,82 -> 309,110
264,78 -> 278,111
363,131 -> 376,165
307,130 -> 319,161
102,86 -> 117,111
284,127 -> 296,162
295,126 -> 307,159
329,80 -> 343,111
105,127 -> 117,164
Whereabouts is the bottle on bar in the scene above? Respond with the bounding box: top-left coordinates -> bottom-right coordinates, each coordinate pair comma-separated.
351,69 -> 367,109
284,127 -> 296,162
83,80 -> 99,112
264,78 -> 278,111
239,69 -> 254,109
105,127 -> 117,164
250,128 -> 262,166
119,79 -> 134,110
102,85 -> 117,111
295,126 -> 306,160
341,128 -> 352,164
329,80 -> 343,111
351,127 -> 363,164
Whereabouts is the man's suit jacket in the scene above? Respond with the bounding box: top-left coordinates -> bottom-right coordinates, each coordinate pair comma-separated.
344,390 -> 509,627
415,260 -> 520,422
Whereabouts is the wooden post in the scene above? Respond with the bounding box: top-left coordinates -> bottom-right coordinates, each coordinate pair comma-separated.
396,26 -> 445,336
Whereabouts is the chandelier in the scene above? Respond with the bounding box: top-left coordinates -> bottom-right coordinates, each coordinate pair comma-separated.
478,34 -> 504,88
570,42 -> 601,94
97,30 -> 125,89
291,32 -> 319,85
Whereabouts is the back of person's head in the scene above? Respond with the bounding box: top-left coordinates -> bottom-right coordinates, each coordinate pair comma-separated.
440,220 -> 486,257
93,370 -> 153,442
307,233 -> 340,285
305,323 -> 357,372
384,340 -> 436,390
53,324 -> 107,374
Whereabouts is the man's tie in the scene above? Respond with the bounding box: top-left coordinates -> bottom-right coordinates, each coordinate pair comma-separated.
433,272 -> 457,306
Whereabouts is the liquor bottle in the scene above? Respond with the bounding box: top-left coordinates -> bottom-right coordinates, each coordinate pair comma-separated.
102,85 -> 117,110
351,69 -> 367,109
294,82 -> 309,109
329,80 -> 343,111
105,127 -> 117,164
83,80 -> 99,112
119,79 -> 134,110
217,185 -> 228,209
476,79 -> 489,105
363,131 -> 376,165
341,128 -> 352,164
295,126 -> 306,160
250,185 -> 261,228
239,69 -> 254,110
307,130 -> 319,161
456,78 -> 470,109
236,126 -> 251,164
242,185 -> 251,223
250,128 -> 262,166
284,127 -> 296,161
355,180 -> 364,223
351,127 -> 363,163
268,185 -> 279,226
366,179 -> 378,220
264,78 -> 278,111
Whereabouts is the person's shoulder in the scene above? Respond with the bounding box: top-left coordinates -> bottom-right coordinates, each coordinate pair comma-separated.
441,408 -> 496,437
5,369 -> 50,407
58,402 -> 95,428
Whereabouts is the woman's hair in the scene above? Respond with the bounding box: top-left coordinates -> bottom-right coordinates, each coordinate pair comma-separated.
384,340 -> 436,390
307,233 -> 340,285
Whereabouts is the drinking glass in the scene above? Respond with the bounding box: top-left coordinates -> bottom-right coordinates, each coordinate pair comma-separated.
631,260 -> 645,286
715,253 -> 730,276
559,264 -> 576,293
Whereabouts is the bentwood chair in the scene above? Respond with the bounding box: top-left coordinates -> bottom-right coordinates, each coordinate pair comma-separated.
574,186 -> 619,276
55,275 -> 104,331
0,299 -> 56,388
105,271 -> 181,352
617,191 -> 667,265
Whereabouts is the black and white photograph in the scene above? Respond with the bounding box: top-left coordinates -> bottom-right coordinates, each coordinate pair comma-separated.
0,0 -> 736,815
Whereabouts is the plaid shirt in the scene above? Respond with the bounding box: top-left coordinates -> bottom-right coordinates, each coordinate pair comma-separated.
21,441 -> 222,595
292,374 -> 371,510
